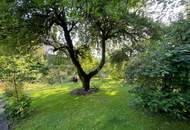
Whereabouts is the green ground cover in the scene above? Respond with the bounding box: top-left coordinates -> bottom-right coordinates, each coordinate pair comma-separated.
13,80 -> 190,130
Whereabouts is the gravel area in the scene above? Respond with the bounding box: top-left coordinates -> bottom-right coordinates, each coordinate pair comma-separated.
0,96 -> 8,130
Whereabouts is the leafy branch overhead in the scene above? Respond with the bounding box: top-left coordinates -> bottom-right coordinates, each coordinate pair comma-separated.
3,0 -> 159,91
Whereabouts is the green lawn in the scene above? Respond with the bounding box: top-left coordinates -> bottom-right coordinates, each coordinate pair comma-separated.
15,80 -> 190,130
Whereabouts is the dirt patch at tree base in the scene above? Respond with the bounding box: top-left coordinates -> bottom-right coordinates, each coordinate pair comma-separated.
70,88 -> 99,96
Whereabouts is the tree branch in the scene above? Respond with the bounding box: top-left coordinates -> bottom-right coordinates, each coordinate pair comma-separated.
88,37 -> 106,78
54,9 -> 87,78
53,45 -> 68,52
68,21 -> 78,32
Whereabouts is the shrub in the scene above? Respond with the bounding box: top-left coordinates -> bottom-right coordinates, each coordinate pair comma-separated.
130,87 -> 190,119
4,95 -> 31,121
4,82 -> 23,98
3,82 -> 32,121
126,19 -> 190,119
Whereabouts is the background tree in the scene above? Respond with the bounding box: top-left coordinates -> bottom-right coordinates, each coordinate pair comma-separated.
8,0 -> 158,91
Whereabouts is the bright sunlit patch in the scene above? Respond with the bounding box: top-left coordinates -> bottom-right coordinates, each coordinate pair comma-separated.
106,91 -> 118,96
101,85 -> 112,90
146,0 -> 186,24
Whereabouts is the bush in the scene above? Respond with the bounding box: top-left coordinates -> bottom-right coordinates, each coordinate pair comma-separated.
126,19 -> 190,119
43,65 -> 67,84
4,82 -> 23,98
4,95 -> 31,121
130,87 -> 190,119
4,82 -> 32,121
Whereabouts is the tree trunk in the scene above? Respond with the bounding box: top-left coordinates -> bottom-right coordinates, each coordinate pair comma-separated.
77,71 -> 91,91
12,74 -> 19,102
82,77 -> 90,91
56,12 -> 106,91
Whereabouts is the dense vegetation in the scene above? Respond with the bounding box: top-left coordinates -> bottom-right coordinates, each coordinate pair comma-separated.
126,19 -> 190,119
0,0 -> 190,129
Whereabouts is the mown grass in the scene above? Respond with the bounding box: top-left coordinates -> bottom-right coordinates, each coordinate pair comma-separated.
15,79 -> 190,130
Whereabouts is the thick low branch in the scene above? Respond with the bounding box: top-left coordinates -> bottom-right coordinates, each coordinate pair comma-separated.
88,38 -> 106,78
53,45 -> 68,52
109,29 -> 139,42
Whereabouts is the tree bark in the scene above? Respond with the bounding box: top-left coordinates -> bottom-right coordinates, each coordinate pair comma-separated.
88,37 -> 106,78
81,76 -> 90,91
55,11 -> 106,91
12,73 -> 19,102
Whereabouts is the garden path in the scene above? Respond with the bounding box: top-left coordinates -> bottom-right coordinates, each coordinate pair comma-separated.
0,96 -> 8,130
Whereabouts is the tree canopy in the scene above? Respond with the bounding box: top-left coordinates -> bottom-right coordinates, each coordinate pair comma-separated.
0,0 -> 158,91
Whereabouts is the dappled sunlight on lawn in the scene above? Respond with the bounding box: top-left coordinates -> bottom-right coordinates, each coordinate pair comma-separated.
31,87 -> 71,100
100,85 -> 112,90
32,89 -> 65,98
99,80 -> 123,96
14,80 -> 190,130
105,90 -> 119,96
24,81 -> 80,98
74,96 -> 80,100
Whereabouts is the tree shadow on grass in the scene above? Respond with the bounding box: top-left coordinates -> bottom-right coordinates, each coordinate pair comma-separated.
70,87 -> 99,96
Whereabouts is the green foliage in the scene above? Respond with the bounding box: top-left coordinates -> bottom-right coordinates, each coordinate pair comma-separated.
1,0 -> 159,84
4,95 -> 31,120
78,46 -> 99,73
45,54 -> 77,83
110,49 -> 129,64
4,82 -> 23,98
45,65 -> 67,84
0,55 -> 45,82
0,55 -> 43,122
126,19 -> 190,119
130,87 -> 190,119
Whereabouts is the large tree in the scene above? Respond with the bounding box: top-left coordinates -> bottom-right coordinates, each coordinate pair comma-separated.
7,0 -> 157,91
